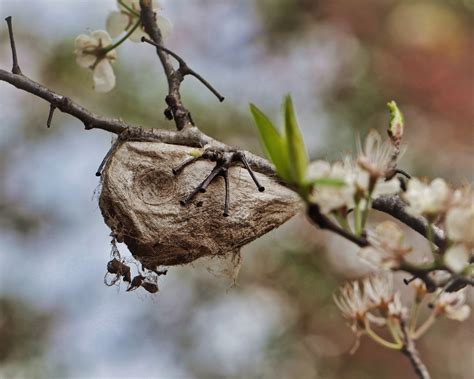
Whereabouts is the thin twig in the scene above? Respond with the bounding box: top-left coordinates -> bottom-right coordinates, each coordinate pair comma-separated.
141,37 -> 224,102
0,69 -> 127,134
5,17 -> 22,74
400,320 -> 431,379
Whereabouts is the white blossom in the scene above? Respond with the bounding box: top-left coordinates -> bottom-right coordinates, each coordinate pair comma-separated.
403,178 -> 450,217
356,129 -> 396,178
307,160 -> 355,214
363,271 -> 394,307
446,187 -> 474,245
444,244 -> 471,274
74,30 -> 117,92
106,0 -> 172,42
387,292 -> 408,319
333,281 -> 370,332
358,222 -> 410,269
433,290 -> 471,321
346,157 -> 400,202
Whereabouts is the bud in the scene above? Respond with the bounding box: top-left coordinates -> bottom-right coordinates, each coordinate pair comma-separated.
387,101 -> 404,143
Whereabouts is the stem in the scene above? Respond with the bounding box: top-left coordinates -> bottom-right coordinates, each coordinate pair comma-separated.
400,320 -> 431,379
103,19 -> 141,54
365,320 -> 402,349
387,319 -> 403,346
409,301 -> 421,335
334,212 -> 352,233
118,0 -> 140,17
361,195 -> 372,230
413,313 -> 436,340
354,201 -> 362,236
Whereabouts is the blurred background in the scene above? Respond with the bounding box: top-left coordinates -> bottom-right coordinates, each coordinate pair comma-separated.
0,0 -> 473,378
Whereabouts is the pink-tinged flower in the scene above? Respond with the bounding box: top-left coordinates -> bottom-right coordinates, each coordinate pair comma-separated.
433,290 -> 471,321
403,178 -> 450,218
74,30 -> 117,92
106,0 -> 172,42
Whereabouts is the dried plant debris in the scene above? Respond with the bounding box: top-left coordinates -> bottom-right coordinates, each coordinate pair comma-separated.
99,141 -> 302,268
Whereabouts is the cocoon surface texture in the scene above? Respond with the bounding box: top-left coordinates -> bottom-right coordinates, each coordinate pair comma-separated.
99,141 -> 301,268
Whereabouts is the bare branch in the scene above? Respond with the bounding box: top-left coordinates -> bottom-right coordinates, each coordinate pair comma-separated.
141,37 -> 224,102
372,195 -> 446,247
0,69 -> 128,134
139,0 -> 193,131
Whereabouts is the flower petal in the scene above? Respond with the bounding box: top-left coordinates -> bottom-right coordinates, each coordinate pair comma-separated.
446,304 -> 471,321
156,15 -> 173,40
106,11 -> 130,38
93,59 -> 116,93
76,54 -> 96,68
91,30 -> 113,47
129,27 -> 148,43
444,244 -> 470,273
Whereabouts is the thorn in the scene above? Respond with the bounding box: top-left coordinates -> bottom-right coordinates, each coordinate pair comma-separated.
46,104 -> 56,128
5,16 -> 22,75
236,152 -> 265,192
222,169 -> 230,216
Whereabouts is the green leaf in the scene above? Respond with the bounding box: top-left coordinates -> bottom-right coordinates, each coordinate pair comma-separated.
249,103 -> 291,181
306,177 -> 346,187
387,100 -> 404,141
283,95 -> 308,185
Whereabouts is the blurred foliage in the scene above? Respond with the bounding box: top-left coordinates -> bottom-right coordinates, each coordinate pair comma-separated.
0,297 -> 56,377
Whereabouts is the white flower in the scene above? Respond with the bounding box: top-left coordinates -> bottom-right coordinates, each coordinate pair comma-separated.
74,30 -> 117,92
347,157 -> 400,202
387,292 -> 408,319
307,160 -> 356,214
433,290 -> 471,321
359,222 -> 411,269
106,0 -> 172,42
444,244 -> 471,273
446,188 -> 474,245
403,178 -> 450,218
363,271 -> 394,308
357,130 -> 396,178
333,281 -> 370,332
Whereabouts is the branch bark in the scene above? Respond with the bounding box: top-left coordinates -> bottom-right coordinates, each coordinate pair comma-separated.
139,0 -> 193,131
400,320 -> 431,379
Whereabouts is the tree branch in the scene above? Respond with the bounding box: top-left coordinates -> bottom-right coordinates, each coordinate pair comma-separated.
372,195 -> 446,248
0,69 -> 127,134
400,320 -> 431,379
141,37 -> 224,102
139,0 -> 194,131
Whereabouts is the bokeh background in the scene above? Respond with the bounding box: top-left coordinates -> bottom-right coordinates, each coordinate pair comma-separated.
0,0 -> 473,378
